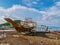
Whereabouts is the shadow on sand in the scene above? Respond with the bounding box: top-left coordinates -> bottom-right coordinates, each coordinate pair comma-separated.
24,32 -> 50,38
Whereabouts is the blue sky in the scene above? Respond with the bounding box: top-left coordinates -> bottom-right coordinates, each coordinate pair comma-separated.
0,0 -> 60,27
0,0 -> 59,10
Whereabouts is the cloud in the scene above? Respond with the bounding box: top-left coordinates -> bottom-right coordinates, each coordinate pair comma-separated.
22,0 -> 32,7
56,1 -> 60,6
22,0 -> 38,7
39,1 -> 60,26
32,1 -> 38,4
0,5 -> 42,24
7,5 -> 40,13
0,1 -> 60,27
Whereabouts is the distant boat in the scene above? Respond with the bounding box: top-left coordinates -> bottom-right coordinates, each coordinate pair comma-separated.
0,30 -> 15,32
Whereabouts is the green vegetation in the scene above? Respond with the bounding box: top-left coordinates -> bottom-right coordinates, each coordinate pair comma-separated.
0,20 -> 21,27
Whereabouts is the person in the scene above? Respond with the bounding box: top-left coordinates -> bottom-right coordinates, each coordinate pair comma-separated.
46,26 -> 48,32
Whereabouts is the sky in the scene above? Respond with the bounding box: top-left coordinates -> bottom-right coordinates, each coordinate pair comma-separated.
0,0 -> 60,27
